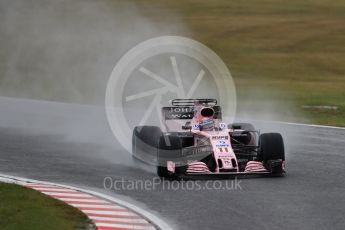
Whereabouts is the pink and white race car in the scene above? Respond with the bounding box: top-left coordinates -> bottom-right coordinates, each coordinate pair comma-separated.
132,99 -> 285,179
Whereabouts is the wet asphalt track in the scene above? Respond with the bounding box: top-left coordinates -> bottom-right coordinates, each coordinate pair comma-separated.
1,97 -> 345,230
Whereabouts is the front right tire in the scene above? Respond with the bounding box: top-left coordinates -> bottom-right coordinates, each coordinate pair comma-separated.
257,133 -> 285,162
258,133 -> 285,175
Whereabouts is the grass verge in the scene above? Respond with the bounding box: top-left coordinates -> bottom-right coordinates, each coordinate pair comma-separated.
138,0 -> 345,126
0,182 -> 91,230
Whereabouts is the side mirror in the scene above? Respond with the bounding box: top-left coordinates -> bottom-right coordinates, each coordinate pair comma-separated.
182,121 -> 191,130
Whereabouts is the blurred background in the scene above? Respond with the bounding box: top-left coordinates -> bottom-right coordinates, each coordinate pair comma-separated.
1,0 -> 344,126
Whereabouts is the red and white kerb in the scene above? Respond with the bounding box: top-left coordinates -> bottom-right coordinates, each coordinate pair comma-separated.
24,183 -> 157,230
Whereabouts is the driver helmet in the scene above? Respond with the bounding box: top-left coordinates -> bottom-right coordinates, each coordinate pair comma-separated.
200,117 -> 215,131
199,107 -> 215,131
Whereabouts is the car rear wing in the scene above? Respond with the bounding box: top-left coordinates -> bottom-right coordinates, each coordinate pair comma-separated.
162,105 -> 222,120
171,98 -> 217,107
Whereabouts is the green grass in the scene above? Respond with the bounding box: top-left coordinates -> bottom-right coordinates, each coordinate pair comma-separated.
0,183 -> 91,230
138,0 -> 345,126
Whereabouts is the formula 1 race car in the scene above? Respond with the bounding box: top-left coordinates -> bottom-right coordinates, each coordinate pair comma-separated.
132,99 -> 285,179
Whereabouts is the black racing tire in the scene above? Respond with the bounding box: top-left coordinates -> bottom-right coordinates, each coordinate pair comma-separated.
157,135 -> 182,178
258,133 -> 285,162
132,126 -> 162,162
133,126 -> 162,148
157,165 -> 173,179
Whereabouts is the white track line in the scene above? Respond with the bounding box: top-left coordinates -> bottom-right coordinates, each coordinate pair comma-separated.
41,192 -> 93,197
270,121 -> 345,130
70,204 -> 124,209
224,117 -> 345,130
82,210 -> 137,215
89,216 -> 149,223
33,188 -> 78,192
56,198 -> 110,203
27,185 -> 59,188
95,222 -> 155,229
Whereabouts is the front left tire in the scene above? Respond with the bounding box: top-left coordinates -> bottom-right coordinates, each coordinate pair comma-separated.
132,126 -> 162,163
